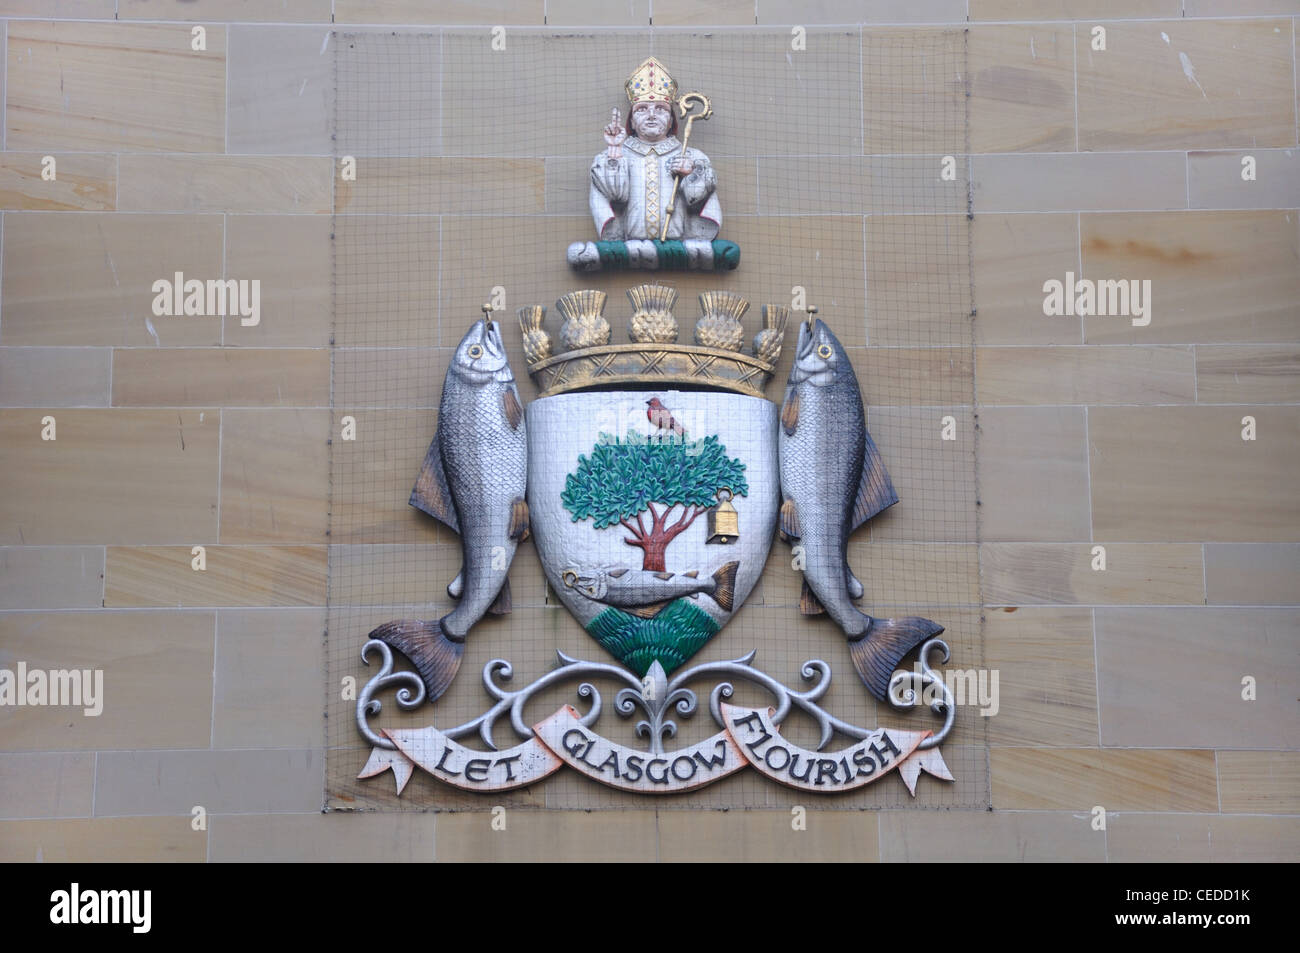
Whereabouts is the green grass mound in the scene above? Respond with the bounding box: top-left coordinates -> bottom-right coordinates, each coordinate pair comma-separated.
585,598 -> 720,677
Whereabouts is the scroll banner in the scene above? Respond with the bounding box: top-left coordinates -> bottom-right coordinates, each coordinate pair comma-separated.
359,703 -> 952,796
532,704 -> 747,793
359,722 -> 563,795
721,704 -> 953,796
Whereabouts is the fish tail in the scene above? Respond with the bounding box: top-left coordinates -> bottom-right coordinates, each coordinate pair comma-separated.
709,561 -> 740,612
369,618 -> 464,702
848,614 -> 945,702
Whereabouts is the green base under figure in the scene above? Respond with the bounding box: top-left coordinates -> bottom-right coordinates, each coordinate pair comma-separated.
567,239 -> 740,272
586,599 -> 721,677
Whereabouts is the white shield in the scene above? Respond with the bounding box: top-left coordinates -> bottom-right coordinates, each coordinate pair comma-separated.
526,390 -> 778,676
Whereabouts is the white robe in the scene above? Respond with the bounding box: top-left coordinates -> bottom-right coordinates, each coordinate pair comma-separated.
589,135 -> 721,242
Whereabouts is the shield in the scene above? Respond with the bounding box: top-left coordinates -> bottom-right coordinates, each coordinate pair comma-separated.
527,389 -> 778,676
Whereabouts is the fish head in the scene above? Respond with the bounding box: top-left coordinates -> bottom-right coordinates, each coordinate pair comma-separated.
788,318 -> 845,388
449,319 -> 515,385
561,568 -> 607,602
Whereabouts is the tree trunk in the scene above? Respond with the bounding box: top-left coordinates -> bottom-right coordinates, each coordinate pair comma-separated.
640,538 -> 668,572
621,504 -> 711,571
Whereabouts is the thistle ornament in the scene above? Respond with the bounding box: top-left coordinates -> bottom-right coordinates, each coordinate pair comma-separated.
557,290 -> 611,351
695,291 -> 748,352
626,284 -> 679,344
753,305 -> 789,365
517,305 -> 552,364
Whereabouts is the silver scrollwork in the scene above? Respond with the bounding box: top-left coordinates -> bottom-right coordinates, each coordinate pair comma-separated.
615,660 -> 698,755
357,640 -> 427,749
887,638 -> 954,749
358,639 -> 955,754
357,641 -> 634,751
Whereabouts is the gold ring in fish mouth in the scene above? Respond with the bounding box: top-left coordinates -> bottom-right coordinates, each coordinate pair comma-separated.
561,570 -> 578,588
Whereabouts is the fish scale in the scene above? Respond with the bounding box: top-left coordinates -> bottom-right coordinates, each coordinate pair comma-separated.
777,318 -> 943,701
368,319 -> 530,701
779,350 -> 865,633
438,357 -> 527,638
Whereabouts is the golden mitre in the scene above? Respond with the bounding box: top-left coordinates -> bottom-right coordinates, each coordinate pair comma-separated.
625,56 -> 677,105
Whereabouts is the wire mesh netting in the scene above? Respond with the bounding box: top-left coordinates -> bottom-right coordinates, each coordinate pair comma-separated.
327,27 -> 984,811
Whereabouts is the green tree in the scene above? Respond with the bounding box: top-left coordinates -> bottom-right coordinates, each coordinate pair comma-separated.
562,431 -> 747,572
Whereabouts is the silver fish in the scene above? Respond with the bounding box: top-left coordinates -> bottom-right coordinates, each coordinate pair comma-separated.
562,562 -> 739,618
777,318 -> 943,701
370,318 -> 529,701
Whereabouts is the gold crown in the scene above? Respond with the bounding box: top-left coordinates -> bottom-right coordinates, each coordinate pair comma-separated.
625,56 -> 677,105
519,287 -> 788,399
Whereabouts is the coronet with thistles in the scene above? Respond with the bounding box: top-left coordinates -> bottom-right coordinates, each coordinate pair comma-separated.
519,289 -> 786,400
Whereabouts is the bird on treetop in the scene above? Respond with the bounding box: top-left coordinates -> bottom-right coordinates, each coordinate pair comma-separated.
646,397 -> 684,436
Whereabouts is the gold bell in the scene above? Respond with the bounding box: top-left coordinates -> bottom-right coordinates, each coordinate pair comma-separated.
706,488 -> 739,544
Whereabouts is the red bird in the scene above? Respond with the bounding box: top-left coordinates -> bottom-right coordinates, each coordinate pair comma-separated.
646,397 -> 684,436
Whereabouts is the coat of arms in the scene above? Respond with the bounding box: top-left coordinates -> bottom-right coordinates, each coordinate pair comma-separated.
352,58 -> 955,798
